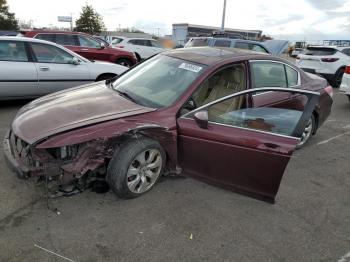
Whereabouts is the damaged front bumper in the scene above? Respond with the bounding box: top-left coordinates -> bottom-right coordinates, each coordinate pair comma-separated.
3,129 -> 32,179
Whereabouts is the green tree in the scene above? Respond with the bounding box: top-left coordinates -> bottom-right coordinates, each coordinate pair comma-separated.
75,4 -> 105,34
0,0 -> 19,30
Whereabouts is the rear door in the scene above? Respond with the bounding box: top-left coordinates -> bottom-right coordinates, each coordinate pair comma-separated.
250,60 -> 302,111
76,35 -> 110,61
0,40 -> 38,98
177,88 -> 319,203
29,42 -> 91,94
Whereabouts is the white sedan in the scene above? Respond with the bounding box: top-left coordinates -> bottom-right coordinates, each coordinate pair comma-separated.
340,66 -> 350,102
110,37 -> 166,61
0,37 -> 128,100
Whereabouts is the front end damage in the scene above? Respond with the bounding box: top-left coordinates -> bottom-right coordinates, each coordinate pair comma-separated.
4,124 -> 177,197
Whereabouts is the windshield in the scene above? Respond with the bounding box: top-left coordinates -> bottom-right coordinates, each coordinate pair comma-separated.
112,55 -> 206,108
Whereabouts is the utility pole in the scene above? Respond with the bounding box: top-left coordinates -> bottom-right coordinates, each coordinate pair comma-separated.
221,0 -> 227,32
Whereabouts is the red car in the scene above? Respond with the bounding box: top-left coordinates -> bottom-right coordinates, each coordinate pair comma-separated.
22,30 -> 137,67
4,47 -> 332,203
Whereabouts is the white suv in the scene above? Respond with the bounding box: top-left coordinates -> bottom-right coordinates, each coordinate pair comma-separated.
110,37 -> 166,61
296,46 -> 350,87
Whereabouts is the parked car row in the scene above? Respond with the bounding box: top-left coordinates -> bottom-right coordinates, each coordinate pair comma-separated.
4,47 -> 333,203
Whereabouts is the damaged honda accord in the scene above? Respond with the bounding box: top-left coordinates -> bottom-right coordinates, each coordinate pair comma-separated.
4,47 -> 332,203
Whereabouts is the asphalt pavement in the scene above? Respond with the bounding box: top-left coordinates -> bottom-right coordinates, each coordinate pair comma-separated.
0,90 -> 349,262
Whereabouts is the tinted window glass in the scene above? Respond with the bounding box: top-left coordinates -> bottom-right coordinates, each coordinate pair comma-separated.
207,91 -> 308,137
31,43 -> 73,63
235,42 -> 250,50
112,38 -> 123,45
251,44 -> 268,53
285,66 -> 298,86
341,48 -> 350,56
78,35 -> 100,48
55,34 -> 76,46
35,34 -> 55,42
0,41 -> 28,61
150,40 -> 162,48
213,40 -> 231,47
305,47 -> 337,56
252,62 -> 287,88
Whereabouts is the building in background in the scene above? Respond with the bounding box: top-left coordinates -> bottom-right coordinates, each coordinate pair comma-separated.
172,23 -> 262,45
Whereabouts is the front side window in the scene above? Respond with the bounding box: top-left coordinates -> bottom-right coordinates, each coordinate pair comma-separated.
207,91 -> 307,137
191,64 -> 246,109
285,66 -> 298,86
251,61 -> 287,88
0,41 -> 28,62
111,38 -> 123,45
150,41 -> 162,48
55,34 -> 76,46
31,43 -> 74,63
113,55 -> 207,108
78,35 -> 100,48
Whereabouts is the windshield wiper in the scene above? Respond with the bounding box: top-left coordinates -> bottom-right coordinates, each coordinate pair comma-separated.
115,89 -> 139,104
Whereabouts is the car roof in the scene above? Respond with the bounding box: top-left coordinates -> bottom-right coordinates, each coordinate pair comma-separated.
164,47 -> 271,65
0,36 -> 54,44
188,36 -> 262,44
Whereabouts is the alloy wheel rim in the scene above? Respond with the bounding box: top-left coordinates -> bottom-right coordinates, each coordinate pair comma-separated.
298,119 -> 312,146
126,149 -> 162,194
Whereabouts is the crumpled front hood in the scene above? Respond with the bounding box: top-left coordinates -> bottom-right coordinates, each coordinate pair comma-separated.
12,82 -> 155,144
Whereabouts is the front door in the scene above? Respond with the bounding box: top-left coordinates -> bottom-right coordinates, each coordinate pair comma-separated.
29,42 -> 91,95
0,40 -> 38,99
177,88 -> 319,203
76,35 -> 110,61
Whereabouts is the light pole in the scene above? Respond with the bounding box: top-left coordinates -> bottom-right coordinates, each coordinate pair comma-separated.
221,0 -> 227,32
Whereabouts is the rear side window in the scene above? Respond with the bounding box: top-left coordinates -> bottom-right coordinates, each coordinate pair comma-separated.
35,34 -> 55,42
252,61 -> 287,88
251,61 -> 299,88
55,34 -> 76,46
305,47 -> 337,56
285,66 -> 298,86
235,42 -> 250,50
213,40 -> 231,47
185,38 -> 209,47
0,41 -> 28,62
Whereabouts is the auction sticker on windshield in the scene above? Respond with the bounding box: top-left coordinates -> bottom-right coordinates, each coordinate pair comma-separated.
178,63 -> 203,73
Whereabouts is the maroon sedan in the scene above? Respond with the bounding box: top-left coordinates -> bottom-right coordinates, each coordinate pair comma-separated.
22,30 -> 138,67
4,47 -> 332,203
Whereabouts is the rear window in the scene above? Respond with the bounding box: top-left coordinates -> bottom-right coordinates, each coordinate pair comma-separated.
185,38 -> 209,47
305,47 -> 337,56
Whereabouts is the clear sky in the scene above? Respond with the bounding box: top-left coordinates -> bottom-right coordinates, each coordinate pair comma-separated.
7,0 -> 350,40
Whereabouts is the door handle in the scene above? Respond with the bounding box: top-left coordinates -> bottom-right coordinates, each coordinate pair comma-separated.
39,66 -> 49,71
263,143 -> 279,149
81,48 -> 89,51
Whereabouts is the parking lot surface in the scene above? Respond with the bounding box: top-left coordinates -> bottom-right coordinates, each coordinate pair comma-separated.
0,90 -> 349,262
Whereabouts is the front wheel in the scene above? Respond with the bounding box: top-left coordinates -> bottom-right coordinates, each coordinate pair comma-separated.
107,138 -> 165,199
116,58 -> 133,68
296,114 -> 315,149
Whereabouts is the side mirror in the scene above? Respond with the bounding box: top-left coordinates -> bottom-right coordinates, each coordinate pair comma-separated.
99,43 -> 106,49
194,111 -> 208,129
71,57 -> 80,65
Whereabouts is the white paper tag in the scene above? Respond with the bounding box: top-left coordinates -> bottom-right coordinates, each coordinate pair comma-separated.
178,63 -> 202,73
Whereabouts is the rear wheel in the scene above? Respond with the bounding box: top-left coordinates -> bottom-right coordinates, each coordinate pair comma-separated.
333,68 -> 345,87
296,114 -> 315,149
107,138 -> 165,199
116,58 -> 133,68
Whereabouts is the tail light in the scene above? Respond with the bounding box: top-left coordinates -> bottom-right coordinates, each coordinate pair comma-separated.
321,58 -> 339,62
324,85 -> 333,97
344,66 -> 350,74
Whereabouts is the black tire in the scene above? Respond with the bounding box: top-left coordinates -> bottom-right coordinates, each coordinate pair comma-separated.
116,58 -> 133,68
107,137 -> 166,199
134,53 -> 141,62
347,95 -> 350,102
296,114 -> 316,149
96,74 -> 116,82
332,68 -> 345,88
